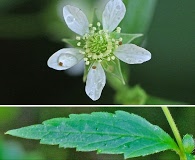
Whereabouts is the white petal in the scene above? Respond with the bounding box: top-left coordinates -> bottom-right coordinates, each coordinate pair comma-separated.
47,48 -> 84,70
65,60 -> 84,76
102,0 -> 126,32
114,44 -> 151,64
85,62 -> 106,101
63,5 -> 89,36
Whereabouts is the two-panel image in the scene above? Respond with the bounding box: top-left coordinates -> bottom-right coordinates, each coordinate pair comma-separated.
1,0 -> 194,160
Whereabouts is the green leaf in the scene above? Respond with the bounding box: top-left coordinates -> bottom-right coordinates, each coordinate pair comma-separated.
111,33 -> 143,44
6,111 -> 179,159
102,58 -> 125,84
121,0 -> 158,34
182,134 -> 195,154
62,38 -> 78,48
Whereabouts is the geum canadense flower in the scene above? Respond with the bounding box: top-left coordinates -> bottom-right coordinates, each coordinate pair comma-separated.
47,0 -> 151,101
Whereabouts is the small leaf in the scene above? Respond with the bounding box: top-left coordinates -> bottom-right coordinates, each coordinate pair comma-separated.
186,153 -> 195,160
62,38 -> 78,47
102,58 -> 125,84
182,134 -> 195,154
6,111 -> 179,159
111,32 -> 143,44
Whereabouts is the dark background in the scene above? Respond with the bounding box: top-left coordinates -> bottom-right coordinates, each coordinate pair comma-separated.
0,0 -> 194,104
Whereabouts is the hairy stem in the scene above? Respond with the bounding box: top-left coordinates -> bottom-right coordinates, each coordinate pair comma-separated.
162,106 -> 186,160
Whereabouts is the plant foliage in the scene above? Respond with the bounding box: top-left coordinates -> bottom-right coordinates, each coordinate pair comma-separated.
6,111 -> 179,159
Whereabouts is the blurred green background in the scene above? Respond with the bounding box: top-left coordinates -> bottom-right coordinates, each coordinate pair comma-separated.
1,107 -> 195,160
0,0 -> 195,104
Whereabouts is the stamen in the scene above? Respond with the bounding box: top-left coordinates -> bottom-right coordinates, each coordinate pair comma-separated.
115,41 -> 119,45
119,37 -> 123,41
105,49 -> 112,55
76,36 -> 81,40
79,50 -> 85,54
86,48 -> 90,53
99,30 -> 103,34
90,30 -> 95,34
59,62 -> 63,66
88,54 -> 92,58
79,23 -> 119,66
116,27 -> 121,33
92,66 -> 97,69
97,22 -> 101,27
107,41 -> 112,46
84,58 -> 88,61
92,55 -> 98,60
111,56 -> 115,60
86,61 -> 90,65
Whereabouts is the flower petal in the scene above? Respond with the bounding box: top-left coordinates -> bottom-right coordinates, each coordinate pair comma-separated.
85,62 -> 106,101
47,48 -> 84,70
102,0 -> 126,32
114,44 -> 151,64
63,5 -> 89,36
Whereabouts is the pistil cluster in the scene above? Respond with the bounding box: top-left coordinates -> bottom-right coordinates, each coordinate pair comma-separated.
76,22 -> 123,65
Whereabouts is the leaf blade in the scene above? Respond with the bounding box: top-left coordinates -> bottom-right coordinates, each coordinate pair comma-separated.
6,111 -> 179,159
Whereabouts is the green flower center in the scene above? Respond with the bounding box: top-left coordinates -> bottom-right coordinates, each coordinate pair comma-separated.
76,22 -> 122,65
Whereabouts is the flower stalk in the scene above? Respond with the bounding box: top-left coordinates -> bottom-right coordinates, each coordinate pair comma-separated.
162,106 -> 187,160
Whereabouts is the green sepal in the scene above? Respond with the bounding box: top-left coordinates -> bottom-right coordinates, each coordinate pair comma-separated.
83,61 -> 96,82
111,32 -> 143,44
91,8 -> 100,27
83,64 -> 91,82
62,38 -> 78,48
101,58 -> 125,85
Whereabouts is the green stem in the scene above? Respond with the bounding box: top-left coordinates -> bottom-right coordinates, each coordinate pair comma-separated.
162,106 -> 187,160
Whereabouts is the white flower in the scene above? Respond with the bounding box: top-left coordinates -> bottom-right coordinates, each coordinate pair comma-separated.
47,0 -> 151,101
